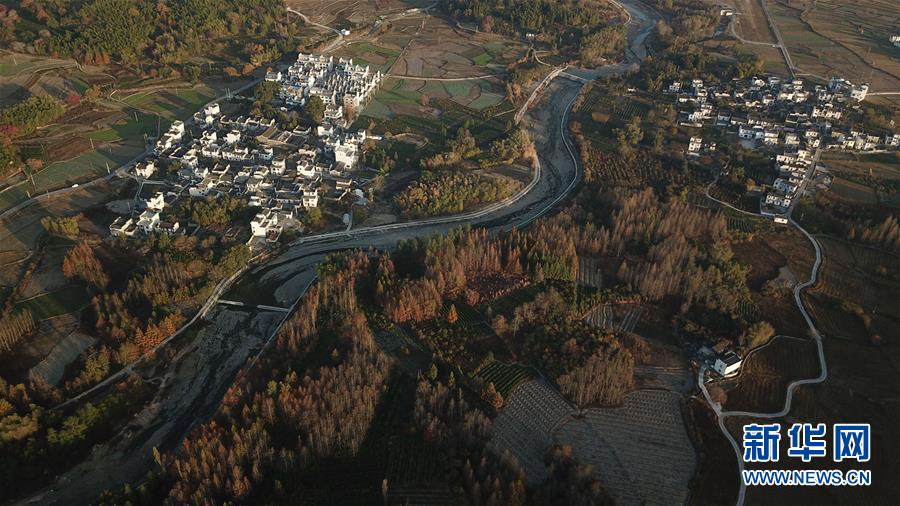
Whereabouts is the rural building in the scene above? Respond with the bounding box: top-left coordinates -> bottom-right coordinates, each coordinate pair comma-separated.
713,351 -> 742,377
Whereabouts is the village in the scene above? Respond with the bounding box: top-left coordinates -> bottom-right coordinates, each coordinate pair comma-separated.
670,74 -> 899,217
670,72 -> 900,383
109,53 -> 384,250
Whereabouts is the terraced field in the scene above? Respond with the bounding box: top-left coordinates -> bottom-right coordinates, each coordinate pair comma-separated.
488,380 -> 575,483
476,360 -> 537,397
554,390 -> 697,506
365,76 -> 506,121
333,41 -> 403,72
723,336 -> 821,412
391,17 -> 525,78
489,381 -> 697,505
584,303 -> 644,333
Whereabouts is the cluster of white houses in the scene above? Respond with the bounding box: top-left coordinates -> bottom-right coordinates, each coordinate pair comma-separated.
266,53 -> 383,123
669,75 -> 899,214
762,149 -> 816,214
111,53 -> 385,249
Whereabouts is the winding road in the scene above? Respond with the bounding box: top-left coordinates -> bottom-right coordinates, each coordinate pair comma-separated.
698,200 -> 828,506
287,8 -> 345,53
12,1 -> 661,504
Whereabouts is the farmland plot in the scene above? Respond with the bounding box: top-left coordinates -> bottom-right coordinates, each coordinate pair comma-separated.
554,390 -> 697,506
805,237 -> 900,341
488,380 -> 575,483
476,360 -> 537,398
490,381 -> 697,505
390,17 -> 526,79
28,331 -> 96,386
577,256 -> 604,288
635,364 -> 694,393
724,336 -> 821,412
375,327 -> 432,375
584,303 -> 644,333
769,0 -> 900,91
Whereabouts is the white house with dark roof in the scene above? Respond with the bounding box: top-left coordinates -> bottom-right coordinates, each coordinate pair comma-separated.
713,351 -> 742,377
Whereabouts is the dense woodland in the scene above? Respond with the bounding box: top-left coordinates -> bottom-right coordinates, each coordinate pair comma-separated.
395,171 -> 517,218
0,228 -> 252,498
799,190 -> 900,253
79,237 -> 251,389
0,95 -> 66,137
0,369 -> 152,499
394,127 -> 534,218
94,247 -> 616,504
112,149 -> 762,500
0,0 -> 895,502
441,0 -> 622,52
1,0 -> 299,69
440,0 -> 619,36
0,95 -> 67,177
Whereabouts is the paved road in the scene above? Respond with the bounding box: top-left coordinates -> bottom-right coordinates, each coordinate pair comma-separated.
698,208 -> 827,506
11,75 -> 589,506
13,1 -> 661,504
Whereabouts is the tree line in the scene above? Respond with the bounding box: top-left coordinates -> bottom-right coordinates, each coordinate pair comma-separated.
0,310 -> 34,353
4,0 -> 298,69
441,0 -> 621,49
848,215 -> 900,253
395,171 -> 517,219
0,95 -> 65,138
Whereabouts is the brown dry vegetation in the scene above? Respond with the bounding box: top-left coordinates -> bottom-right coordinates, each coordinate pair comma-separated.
779,0 -> 900,89
730,232 -> 810,337
805,236 -> 900,342
730,0 -> 778,43
727,333 -> 900,505
287,0 -> 433,26
684,398 -> 740,506
722,0 -> 900,91
769,0 -> 900,90
722,336 -> 820,412
720,229 -> 900,504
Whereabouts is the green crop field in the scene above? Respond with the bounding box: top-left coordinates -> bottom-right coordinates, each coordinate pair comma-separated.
469,92 -> 504,110
726,214 -> 775,234
68,77 -> 90,93
14,285 -> 91,320
373,78 -> 422,105
476,360 -> 536,397
122,92 -> 155,107
472,53 -> 492,66
84,129 -> 121,142
485,284 -> 542,316
0,61 -> 39,76
111,112 -> 165,139
441,81 -> 473,100
38,147 -> 137,186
